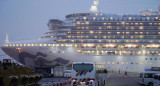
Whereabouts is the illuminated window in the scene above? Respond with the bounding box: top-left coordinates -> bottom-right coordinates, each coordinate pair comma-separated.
108,62 -> 110,64
126,32 -> 130,35
135,23 -> 138,25
149,23 -> 152,25
86,36 -> 89,38
139,36 -> 144,39
86,27 -> 89,29
77,22 -> 80,25
62,51 -> 64,53
122,62 -> 124,64
121,22 -> 125,25
154,23 -> 157,25
126,62 -> 128,64
131,27 -> 134,29
103,36 -> 106,39
71,40 -> 74,43
121,36 -> 124,39
135,32 -> 138,34
135,40 -> 139,42
112,62 -> 114,64
89,31 -> 94,34
139,26 -> 144,30
117,32 -> 120,35
140,23 -> 143,25
54,51 -> 56,53
103,23 -> 107,25
126,23 -> 129,25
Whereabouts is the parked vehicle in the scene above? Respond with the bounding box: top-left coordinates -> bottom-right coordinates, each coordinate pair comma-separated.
71,62 -> 96,86
154,74 -> 160,86
139,71 -> 159,86
64,70 -> 71,78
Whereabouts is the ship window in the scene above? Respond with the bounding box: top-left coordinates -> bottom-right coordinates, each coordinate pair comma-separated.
53,51 -> 56,53
62,51 -> 64,53
145,58 -> 147,60
131,62 -> 133,64
117,62 -> 119,64
139,26 -> 144,30
108,62 -> 110,64
150,58 -> 152,60
155,58 -> 157,60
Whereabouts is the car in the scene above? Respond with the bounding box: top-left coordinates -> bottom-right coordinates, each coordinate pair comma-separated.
154,74 -> 160,86
139,71 -> 159,86
64,70 -> 71,78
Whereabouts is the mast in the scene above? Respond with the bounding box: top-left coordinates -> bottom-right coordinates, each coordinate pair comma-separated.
90,0 -> 99,13
5,32 -> 10,43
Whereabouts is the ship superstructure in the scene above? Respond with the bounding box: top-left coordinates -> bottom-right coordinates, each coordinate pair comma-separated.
1,0 -> 160,72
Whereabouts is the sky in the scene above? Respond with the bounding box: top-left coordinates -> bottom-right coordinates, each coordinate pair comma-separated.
0,0 -> 159,44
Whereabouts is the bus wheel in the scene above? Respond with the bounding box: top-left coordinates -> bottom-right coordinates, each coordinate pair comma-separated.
148,82 -> 153,86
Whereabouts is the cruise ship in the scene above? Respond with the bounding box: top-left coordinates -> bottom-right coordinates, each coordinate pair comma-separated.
1,0 -> 160,72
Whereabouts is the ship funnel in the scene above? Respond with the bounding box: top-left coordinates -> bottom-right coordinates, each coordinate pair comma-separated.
90,0 -> 99,13
5,32 -> 10,43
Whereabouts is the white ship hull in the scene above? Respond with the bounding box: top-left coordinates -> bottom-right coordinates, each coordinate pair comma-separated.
2,45 -> 160,72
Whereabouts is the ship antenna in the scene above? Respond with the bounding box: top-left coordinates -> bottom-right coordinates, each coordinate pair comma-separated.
5,32 -> 10,43
90,0 -> 99,13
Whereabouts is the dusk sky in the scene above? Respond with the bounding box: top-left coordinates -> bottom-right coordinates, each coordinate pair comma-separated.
0,0 -> 159,44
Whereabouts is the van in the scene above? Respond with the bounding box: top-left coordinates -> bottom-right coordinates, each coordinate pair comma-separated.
153,74 -> 160,86
139,71 -> 159,86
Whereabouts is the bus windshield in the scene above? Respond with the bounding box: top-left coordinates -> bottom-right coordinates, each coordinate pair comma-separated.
73,64 -> 93,72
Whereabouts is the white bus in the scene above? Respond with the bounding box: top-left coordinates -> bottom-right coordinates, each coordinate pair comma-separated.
71,62 -> 96,86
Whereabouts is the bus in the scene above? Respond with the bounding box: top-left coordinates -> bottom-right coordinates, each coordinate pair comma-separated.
71,62 -> 96,86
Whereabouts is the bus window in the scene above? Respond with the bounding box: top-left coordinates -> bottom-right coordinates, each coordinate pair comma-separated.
144,73 -> 154,78
140,73 -> 143,78
73,64 -> 93,72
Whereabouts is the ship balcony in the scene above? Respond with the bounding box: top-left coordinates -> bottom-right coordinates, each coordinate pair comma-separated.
80,46 -> 97,50
124,47 -> 140,51
57,33 -> 67,35
145,47 -> 160,51
101,46 -> 118,51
